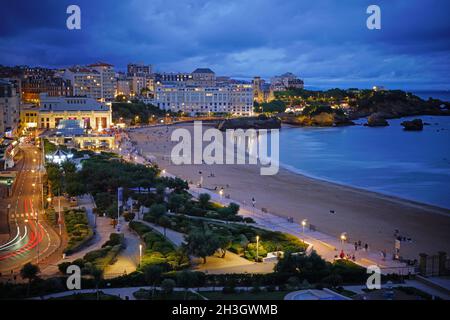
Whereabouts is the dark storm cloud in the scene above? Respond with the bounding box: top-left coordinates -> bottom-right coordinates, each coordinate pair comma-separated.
0,0 -> 449,89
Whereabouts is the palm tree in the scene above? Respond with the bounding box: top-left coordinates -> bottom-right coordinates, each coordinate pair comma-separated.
20,263 -> 40,297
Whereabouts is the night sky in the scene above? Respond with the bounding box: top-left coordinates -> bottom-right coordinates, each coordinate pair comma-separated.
0,0 -> 449,89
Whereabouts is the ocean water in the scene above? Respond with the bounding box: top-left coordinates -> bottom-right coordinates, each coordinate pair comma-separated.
412,90 -> 450,102
278,116 -> 450,209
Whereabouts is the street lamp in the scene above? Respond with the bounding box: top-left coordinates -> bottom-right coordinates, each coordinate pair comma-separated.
340,232 -> 347,249
139,244 -> 143,266
256,235 -> 260,263
301,219 -> 308,242
162,169 -> 166,175
32,183 -> 36,188
219,188 -> 224,200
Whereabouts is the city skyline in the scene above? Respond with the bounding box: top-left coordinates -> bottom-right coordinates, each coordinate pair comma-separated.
0,0 -> 449,90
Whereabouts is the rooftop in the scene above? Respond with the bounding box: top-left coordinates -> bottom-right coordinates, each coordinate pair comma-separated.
192,68 -> 215,74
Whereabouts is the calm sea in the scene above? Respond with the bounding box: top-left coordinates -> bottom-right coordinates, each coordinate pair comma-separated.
278,115 -> 450,209
412,90 -> 450,102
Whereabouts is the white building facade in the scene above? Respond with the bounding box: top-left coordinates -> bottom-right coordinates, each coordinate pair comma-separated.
37,93 -> 112,130
88,63 -> 115,102
154,84 -> 254,116
0,79 -> 20,136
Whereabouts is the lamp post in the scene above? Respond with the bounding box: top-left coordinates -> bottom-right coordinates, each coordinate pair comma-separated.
301,219 -> 307,243
139,244 -> 143,267
340,232 -> 347,250
256,235 -> 260,263
219,188 -> 224,201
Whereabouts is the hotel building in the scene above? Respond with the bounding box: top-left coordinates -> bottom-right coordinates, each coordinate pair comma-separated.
154,83 -> 254,116
62,67 -> 102,100
88,62 -> 116,102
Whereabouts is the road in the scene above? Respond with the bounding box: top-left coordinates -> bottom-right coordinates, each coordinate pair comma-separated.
0,143 -> 60,275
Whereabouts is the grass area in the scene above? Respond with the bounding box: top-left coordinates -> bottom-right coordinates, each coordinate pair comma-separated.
50,292 -> 121,300
200,290 -> 291,300
129,221 -> 189,270
63,208 -> 93,254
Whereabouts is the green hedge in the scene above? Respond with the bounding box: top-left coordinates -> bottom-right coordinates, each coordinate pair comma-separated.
129,221 -> 189,270
63,209 -> 93,254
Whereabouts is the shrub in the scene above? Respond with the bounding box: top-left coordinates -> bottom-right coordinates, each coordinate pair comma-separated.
161,279 -> 176,295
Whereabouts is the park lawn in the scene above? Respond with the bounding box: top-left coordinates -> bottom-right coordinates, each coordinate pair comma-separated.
200,290 -> 291,300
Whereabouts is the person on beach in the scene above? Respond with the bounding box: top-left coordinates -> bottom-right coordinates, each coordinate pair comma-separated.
339,250 -> 345,259
354,242 -> 358,251
364,243 -> 369,251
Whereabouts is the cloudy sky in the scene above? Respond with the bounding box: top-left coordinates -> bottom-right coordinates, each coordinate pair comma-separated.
0,0 -> 449,89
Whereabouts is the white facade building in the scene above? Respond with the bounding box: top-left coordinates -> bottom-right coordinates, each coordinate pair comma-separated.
88,62 -> 115,102
0,79 -> 20,136
154,84 -> 254,116
270,72 -> 304,91
62,67 -> 102,100
37,93 -> 112,130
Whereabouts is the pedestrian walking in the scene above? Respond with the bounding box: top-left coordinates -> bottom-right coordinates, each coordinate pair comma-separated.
354,242 -> 358,251
364,243 -> 369,251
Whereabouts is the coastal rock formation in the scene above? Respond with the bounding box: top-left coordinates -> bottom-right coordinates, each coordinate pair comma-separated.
217,114 -> 281,131
401,119 -> 424,131
280,112 -> 354,127
365,113 -> 389,127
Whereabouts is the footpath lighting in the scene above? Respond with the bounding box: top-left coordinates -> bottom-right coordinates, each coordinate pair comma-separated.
162,169 -> 166,175
32,183 -> 36,188
256,235 -> 260,263
301,219 -> 308,242
139,244 -> 143,266
219,188 -> 224,200
47,197 -> 52,203
340,232 -> 347,250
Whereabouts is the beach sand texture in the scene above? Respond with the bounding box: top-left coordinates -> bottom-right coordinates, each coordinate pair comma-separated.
128,123 -> 450,260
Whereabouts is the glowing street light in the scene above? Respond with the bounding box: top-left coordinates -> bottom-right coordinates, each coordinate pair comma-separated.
301,219 -> 308,242
139,244 -> 143,266
47,197 -> 52,203
340,232 -> 347,250
162,169 -> 166,175
219,188 -> 224,200
32,183 -> 36,188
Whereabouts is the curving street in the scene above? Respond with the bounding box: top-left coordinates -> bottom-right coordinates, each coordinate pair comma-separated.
0,143 -> 60,275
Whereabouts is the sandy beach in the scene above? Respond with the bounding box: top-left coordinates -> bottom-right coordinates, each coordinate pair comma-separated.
128,123 -> 450,260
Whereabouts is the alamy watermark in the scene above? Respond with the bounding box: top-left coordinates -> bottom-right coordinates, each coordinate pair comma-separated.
170,121 -> 279,176
66,5 -> 81,30
367,5 -> 381,30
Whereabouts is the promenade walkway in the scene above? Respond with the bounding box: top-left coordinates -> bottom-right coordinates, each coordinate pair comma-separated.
179,176 -> 414,275
118,136 -> 415,275
137,219 -> 276,274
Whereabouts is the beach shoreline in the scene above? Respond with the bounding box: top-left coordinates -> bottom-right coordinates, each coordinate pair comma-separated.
128,123 -> 450,260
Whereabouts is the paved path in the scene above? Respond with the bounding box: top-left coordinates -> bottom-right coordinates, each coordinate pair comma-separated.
34,285 -> 275,300
343,279 -> 450,300
137,219 -> 276,274
179,175 -> 414,275
118,142 -> 414,275
104,222 -> 142,279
